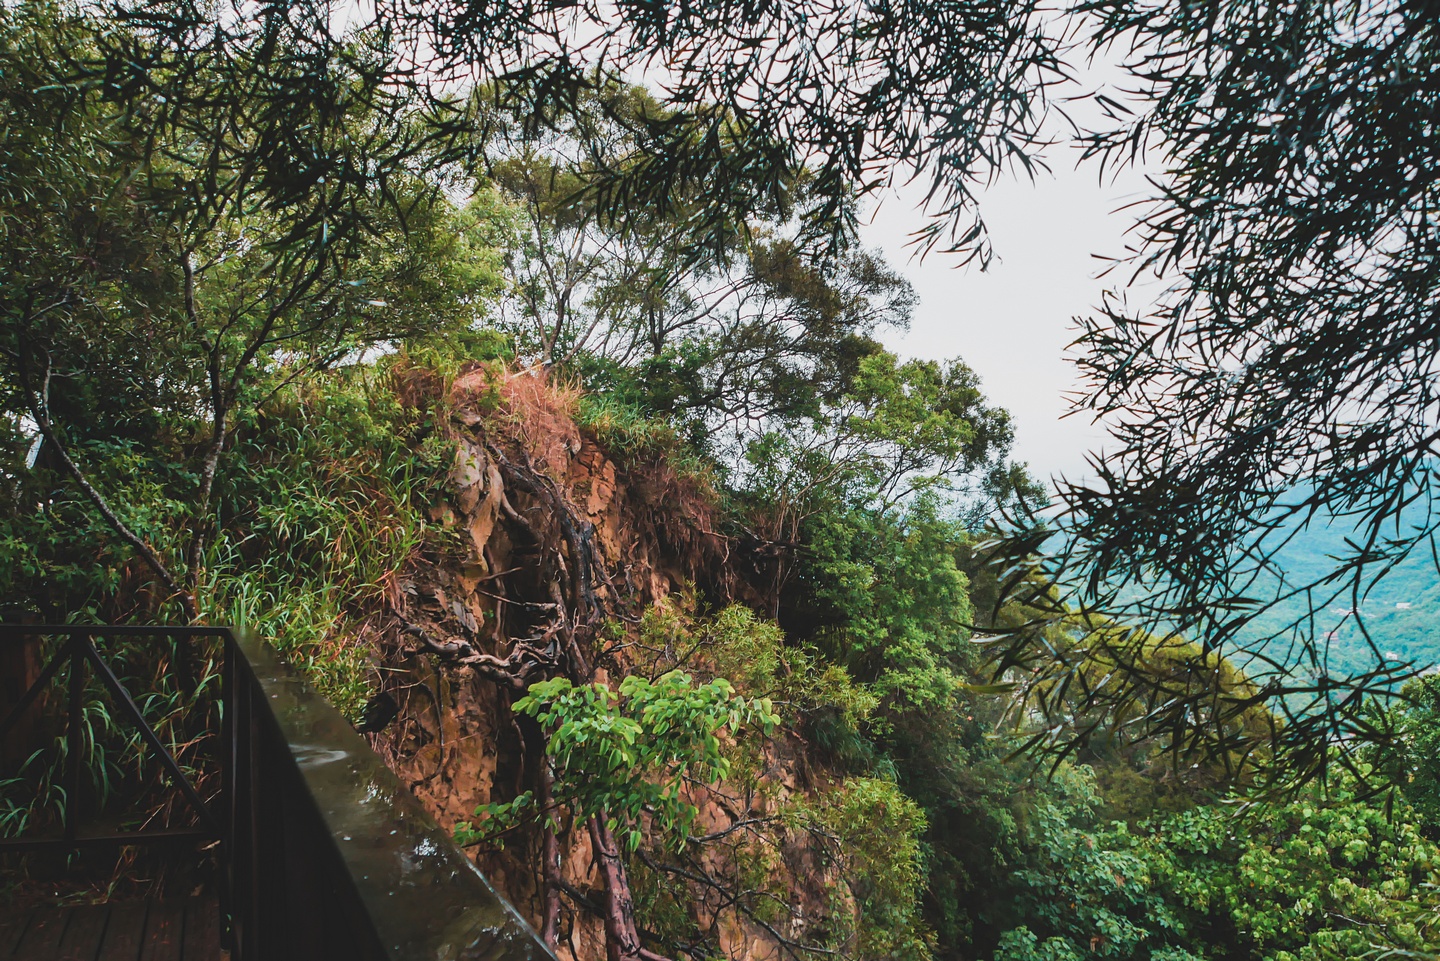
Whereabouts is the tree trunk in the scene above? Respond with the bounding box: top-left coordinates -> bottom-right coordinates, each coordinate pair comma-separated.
21,372 -> 197,622
589,814 -> 669,961
0,618 -> 42,775
539,766 -> 563,948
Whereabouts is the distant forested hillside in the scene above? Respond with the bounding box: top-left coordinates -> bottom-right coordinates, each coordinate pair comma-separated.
1240,516 -> 1440,679
1103,504 -> 1440,683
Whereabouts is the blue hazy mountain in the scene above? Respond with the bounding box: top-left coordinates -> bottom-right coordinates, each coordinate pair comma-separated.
1234,518 -> 1440,678
1100,505 -> 1440,680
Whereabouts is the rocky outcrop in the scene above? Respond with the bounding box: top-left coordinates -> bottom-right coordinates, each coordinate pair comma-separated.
367,365 -> 827,961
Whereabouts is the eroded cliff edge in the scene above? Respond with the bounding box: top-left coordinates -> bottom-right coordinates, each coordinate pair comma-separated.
354,362 -> 919,961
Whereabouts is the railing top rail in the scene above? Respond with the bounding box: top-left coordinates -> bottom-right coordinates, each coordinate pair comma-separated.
0,624 -> 237,638
229,628 -> 553,960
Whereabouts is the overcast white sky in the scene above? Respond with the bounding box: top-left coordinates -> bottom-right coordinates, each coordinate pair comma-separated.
857,149 -> 1156,488
849,35 -> 1165,490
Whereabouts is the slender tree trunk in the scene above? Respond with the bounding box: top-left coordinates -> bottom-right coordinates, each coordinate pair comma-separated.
185,408 -> 226,587
539,766 -> 563,948
20,358 -> 198,621
183,253 -> 229,590
589,814 -> 669,961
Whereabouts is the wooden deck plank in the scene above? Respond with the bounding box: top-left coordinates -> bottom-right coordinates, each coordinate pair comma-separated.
0,898 -> 218,961
12,905 -> 68,958
135,903 -> 182,961
93,903 -> 147,961
178,901 -> 217,961
56,904 -> 109,961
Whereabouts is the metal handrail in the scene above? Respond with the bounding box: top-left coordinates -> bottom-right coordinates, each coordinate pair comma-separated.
0,624 -> 553,961
0,625 -> 221,851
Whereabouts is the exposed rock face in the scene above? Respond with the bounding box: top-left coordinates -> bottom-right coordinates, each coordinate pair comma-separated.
369,366 -> 824,961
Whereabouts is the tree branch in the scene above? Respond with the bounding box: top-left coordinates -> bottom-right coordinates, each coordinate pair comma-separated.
18,345 -> 197,620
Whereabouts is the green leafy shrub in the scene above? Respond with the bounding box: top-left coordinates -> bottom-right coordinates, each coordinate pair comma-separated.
994,766 -> 1440,961
637,599 -> 879,731
796,776 -> 935,961
1145,782 -> 1440,960
993,767 -> 1195,961
458,670 -> 778,851
205,366 -> 450,718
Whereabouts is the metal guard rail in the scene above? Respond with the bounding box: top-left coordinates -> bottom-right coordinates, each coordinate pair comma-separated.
0,625 -> 553,961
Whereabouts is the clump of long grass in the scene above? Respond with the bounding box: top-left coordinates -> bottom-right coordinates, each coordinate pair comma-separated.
0,633 -> 224,893
575,394 -> 714,484
204,363 -> 450,720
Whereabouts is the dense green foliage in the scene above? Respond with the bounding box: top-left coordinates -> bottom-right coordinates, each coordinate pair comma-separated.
466,669 -> 778,852
990,767 -> 1440,961
6,0 -> 1429,799
5,3 -> 1440,960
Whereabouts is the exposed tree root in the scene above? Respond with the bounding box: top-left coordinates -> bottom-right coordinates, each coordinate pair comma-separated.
398,428 -> 680,960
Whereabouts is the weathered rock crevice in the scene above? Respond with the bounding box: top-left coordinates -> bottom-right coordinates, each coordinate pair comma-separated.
366,366 -> 838,961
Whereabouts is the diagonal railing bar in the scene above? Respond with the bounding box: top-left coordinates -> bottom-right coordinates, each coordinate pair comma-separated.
81,635 -> 220,835
0,625 -> 222,850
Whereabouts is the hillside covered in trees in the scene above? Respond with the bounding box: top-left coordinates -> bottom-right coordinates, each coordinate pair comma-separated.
1112,513 -> 1440,684
4,1 -> 1440,960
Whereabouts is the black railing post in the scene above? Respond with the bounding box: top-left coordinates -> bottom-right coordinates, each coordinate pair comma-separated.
173,633 -> 196,697
64,635 -> 84,842
236,656 -> 259,961
218,635 -> 237,957
230,634 -> 265,961
222,632 -> 250,961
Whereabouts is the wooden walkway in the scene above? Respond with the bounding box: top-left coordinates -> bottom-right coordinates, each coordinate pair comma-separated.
0,898 -> 220,961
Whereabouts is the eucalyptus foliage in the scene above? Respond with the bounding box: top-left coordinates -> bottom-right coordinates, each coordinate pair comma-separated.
987,0 -> 1440,791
